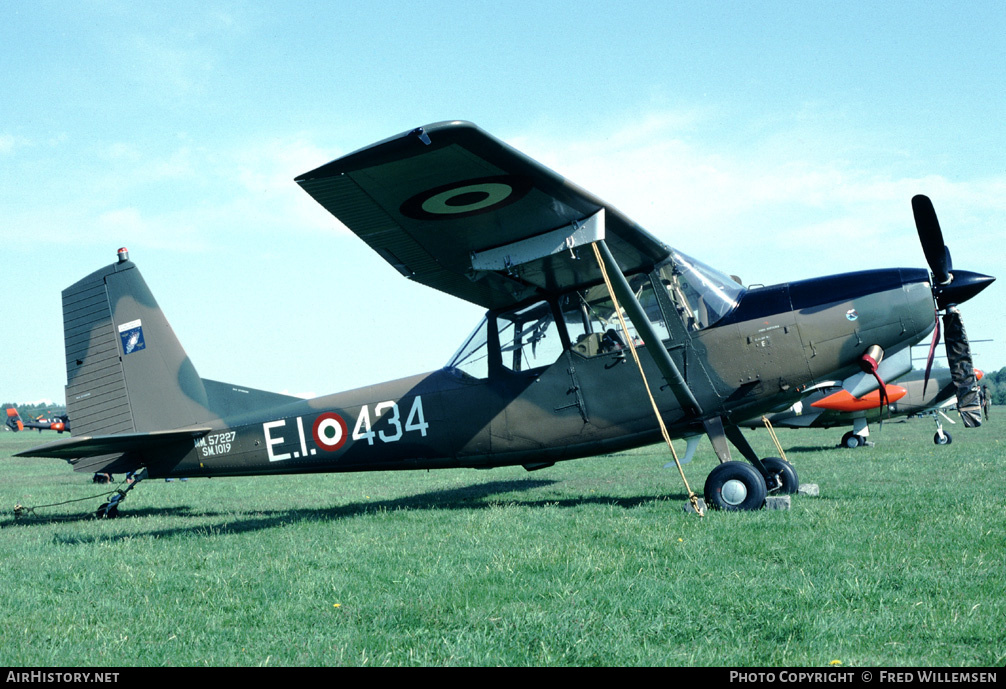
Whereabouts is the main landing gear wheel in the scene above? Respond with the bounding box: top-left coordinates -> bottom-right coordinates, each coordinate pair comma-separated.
761,457 -> 799,494
704,461 -> 767,511
840,431 -> 865,448
934,432 -> 952,445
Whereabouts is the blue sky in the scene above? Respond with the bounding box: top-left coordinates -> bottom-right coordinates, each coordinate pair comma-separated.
2,1 -> 1004,405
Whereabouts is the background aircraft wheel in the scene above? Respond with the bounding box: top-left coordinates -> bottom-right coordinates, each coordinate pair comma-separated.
840,431 -> 863,448
95,502 -> 118,519
704,461 -> 767,511
761,457 -> 799,494
934,432 -> 952,445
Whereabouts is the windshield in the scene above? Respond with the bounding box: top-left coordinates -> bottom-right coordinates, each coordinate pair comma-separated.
445,315 -> 490,380
656,250 -> 744,330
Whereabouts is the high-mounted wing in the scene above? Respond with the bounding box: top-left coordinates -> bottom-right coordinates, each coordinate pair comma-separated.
295,121 -> 671,310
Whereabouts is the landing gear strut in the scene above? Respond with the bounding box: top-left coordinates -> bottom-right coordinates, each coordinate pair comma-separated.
929,410 -> 954,446
95,468 -> 147,519
700,417 -> 800,510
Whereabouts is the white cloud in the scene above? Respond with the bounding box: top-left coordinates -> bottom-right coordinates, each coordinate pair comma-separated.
507,109 -> 1006,283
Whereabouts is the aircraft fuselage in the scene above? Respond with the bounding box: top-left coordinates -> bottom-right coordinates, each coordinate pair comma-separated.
151,267 -> 935,480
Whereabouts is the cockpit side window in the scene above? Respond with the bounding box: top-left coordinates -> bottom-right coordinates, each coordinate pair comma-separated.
497,301 -> 564,373
656,251 -> 744,331
445,256 -> 731,380
445,301 -> 565,380
559,275 -> 670,358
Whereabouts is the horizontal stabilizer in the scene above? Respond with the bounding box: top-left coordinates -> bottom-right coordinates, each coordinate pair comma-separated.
16,428 -> 211,460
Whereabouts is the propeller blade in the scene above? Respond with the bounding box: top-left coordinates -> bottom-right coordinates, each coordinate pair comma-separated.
942,306 -> 982,427
912,194 -> 951,285
910,193 -> 993,428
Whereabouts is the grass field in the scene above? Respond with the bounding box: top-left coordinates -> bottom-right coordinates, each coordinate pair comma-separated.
1,419 -> 1003,667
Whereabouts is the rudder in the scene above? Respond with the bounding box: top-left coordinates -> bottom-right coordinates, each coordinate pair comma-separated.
63,248 -> 212,436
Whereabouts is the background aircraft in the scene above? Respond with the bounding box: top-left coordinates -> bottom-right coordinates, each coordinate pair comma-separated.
5,407 -> 70,434
751,366 -> 986,447
14,122 -> 994,516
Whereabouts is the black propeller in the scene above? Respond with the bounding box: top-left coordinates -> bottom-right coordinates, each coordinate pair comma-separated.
912,195 -> 952,286
912,194 -> 995,427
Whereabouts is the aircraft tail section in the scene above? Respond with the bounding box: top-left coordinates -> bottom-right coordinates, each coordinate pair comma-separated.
5,408 -> 24,432
63,249 -> 213,436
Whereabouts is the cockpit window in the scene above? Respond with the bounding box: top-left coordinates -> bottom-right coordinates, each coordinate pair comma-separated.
445,301 -> 566,379
561,274 -> 669,357
497,301 -> 563,373
446,250 -> 739,380
656,250 -> 743,330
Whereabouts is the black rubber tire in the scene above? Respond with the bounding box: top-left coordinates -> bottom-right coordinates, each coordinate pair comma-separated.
704,461 -> 767,511
841,431 -> 863,448
761,457 -> 799,494
934,432 -> 952,446
95,502 -> 119,519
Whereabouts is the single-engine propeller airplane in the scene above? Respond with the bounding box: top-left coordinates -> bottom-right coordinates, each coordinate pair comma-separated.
15,121 -> 995,516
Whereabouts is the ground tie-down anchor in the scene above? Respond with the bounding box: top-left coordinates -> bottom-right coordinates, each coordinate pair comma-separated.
96,467 -> 148,519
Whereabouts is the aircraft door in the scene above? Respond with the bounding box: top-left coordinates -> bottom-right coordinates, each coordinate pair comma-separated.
555,283 -> 683,434
486,301 -> 589,452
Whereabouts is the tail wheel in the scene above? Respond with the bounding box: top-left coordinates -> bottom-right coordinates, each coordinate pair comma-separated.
704,461 -> 767,511
95,502 -> 119,519
761,457 -> 799,494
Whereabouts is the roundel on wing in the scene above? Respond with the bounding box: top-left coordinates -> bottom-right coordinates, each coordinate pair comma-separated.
312,412 -> 348,452
400,175 -> 532,220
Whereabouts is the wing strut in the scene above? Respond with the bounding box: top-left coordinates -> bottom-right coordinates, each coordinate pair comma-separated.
593,241 -> 702,417
591,240 -> 704,515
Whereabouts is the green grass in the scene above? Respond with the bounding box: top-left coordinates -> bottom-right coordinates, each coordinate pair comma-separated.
1,419 -> 1004,667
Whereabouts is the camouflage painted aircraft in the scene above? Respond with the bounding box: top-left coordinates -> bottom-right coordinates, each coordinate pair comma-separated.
15,121 -> 995,516
749,365 -> 986,448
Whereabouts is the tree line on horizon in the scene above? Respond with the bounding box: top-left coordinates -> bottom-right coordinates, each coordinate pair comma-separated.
1,401 -> 67,421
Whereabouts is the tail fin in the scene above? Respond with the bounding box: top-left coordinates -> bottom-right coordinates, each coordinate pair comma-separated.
63,249 -> 213,436
5,408 -> 24,432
